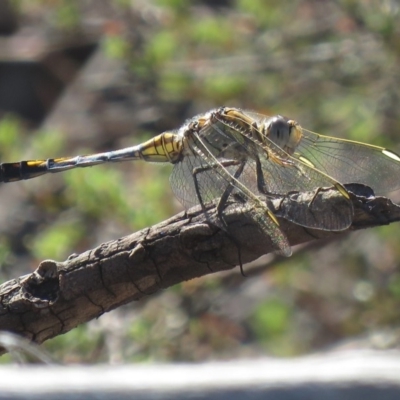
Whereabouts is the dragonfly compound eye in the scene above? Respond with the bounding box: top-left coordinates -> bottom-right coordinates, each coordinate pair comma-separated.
267,116 -> 291,143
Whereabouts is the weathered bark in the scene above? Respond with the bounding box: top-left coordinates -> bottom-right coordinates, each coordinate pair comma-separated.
0,184 -> 399,351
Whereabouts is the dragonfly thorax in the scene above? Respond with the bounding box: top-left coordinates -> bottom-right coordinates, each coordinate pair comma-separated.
264,115 -> 303,156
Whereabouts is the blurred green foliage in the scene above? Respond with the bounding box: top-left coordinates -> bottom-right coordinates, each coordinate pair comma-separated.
0,115 -> 19,149
251,298 -> 292,336
54,1 -> 81,29
102,35 -> 130,60
30,219 -> 84,260
43,325 -> 105,363
1,0 -> 400,364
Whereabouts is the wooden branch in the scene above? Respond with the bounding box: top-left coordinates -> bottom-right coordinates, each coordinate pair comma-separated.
0,184 -> 399,351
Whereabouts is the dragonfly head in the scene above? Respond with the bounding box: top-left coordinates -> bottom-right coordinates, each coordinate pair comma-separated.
265,115 -> 303,155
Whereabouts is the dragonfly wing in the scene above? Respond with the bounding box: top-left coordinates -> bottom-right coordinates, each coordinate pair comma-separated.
246,155 -> 354,231
170,125 -> 292,257
246,203 -> 292,257
277,188 -> 353,231
297,130 -> 400,194
170,154 -> 230,209
206,109 -> 354,230
170,155 -> 292,256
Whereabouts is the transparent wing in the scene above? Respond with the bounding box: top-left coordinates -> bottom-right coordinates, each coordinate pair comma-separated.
276,187 -> 354,232
170,152 -> 234,209
169,138 -> 291,257
200,112 -> 354,231
170,152 -> 258,209
245,111 -> 400,193
295,130 -> 400,195
209,109 -> 348,194
244,109 -> 400,195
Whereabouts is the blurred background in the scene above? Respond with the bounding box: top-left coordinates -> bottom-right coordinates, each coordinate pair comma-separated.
0,0 -> 400,364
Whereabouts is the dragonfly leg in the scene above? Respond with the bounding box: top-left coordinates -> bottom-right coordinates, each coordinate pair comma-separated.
192,159 -> 243,226
254,155 -> 283,199
215,161 -> 246,225
306,185 -> 349,209
192,158 -> 248,276
255,156 -> 269,195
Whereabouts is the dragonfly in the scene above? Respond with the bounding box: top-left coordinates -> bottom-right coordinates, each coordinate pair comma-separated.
1,107 -> 400,256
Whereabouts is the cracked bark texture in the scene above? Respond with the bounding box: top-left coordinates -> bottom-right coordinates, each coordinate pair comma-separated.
0,184 -> 399,351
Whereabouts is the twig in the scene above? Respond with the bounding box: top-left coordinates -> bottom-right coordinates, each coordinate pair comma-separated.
0,184 -> 399,351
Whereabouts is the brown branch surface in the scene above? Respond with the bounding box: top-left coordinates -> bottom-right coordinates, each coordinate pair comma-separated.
0,184 -> 399,350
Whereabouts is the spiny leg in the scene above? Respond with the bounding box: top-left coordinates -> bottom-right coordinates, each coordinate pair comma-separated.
192,158 -> 248,275
192,159 -> 243,224
255,156 -> 268,195
215,160 -> 246,226
215,160 -> 248,276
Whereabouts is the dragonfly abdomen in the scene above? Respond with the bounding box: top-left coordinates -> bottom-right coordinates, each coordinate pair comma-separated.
0,157 -> 101,182
0,133 -> 183,183
0,160 -> 49,182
